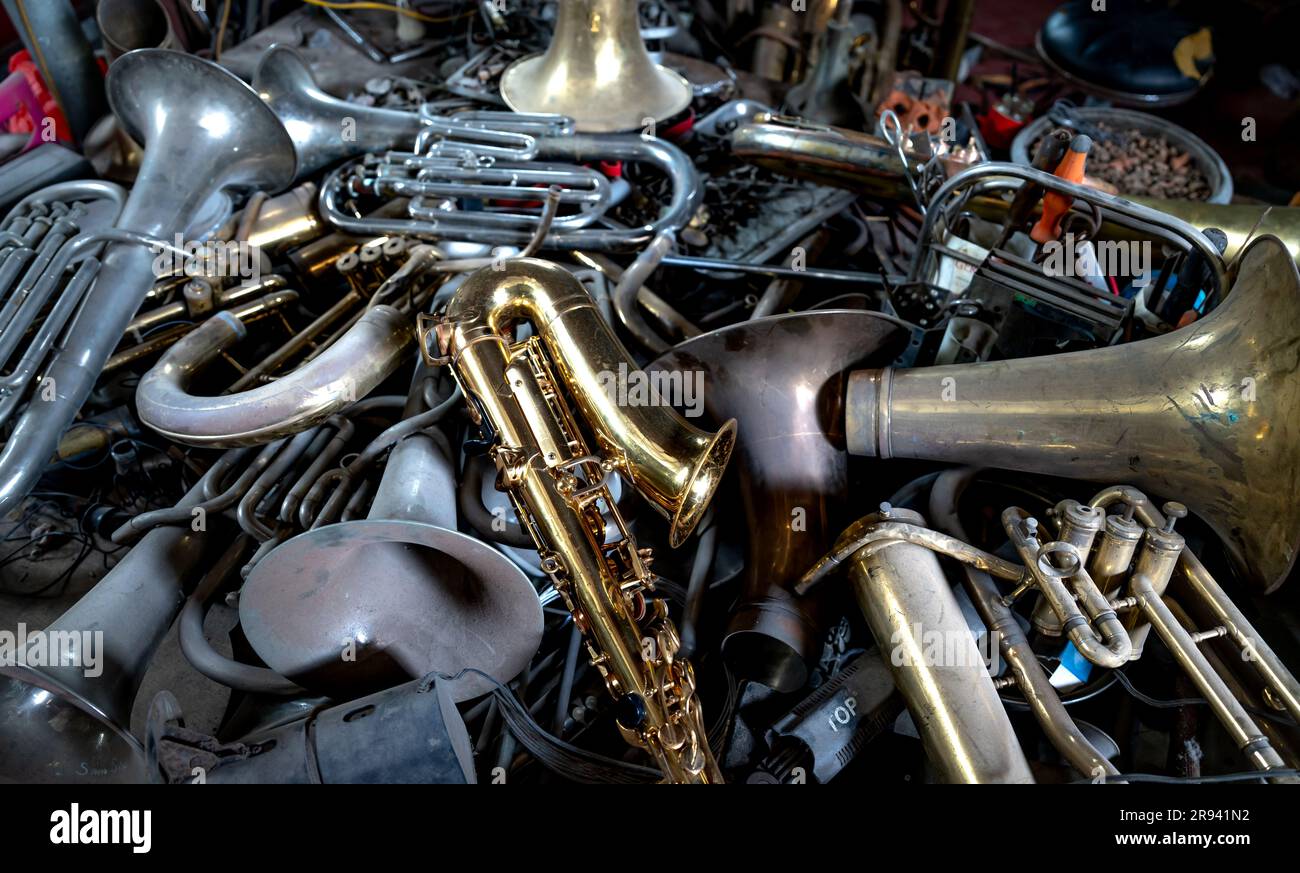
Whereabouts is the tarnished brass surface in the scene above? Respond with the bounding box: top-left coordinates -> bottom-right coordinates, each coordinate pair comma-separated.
499,0 -> 692,133
847,235 -> 1300,591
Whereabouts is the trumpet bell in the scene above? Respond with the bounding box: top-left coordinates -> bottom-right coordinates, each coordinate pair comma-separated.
847,235 -> 1300,591
499,0 -> 692,133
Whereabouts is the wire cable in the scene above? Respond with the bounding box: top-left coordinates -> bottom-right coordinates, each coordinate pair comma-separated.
301,0 -> 475,24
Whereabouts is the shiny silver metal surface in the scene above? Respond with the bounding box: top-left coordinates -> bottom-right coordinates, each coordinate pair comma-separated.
0,49 -> 295,515
255,44 -> 423,178
319,132 -> 700,251
136,304 -> 413,446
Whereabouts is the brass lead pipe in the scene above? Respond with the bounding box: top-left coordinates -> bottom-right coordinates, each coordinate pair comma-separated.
843,507 -> 1034,783
1131,574 -> 1291,779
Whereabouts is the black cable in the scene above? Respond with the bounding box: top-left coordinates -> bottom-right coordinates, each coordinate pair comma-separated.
1084,768 -> 1299,785
1113,669 -> 1298,728
439,668 -> 661,784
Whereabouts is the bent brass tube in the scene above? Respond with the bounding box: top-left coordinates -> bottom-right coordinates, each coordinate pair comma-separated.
136,304 -> 413,446
796,519 -> 1025,595
844,507 -> 1035,783
442,258 -> 734,546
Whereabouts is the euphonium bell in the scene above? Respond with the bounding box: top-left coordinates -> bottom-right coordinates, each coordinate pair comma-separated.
651,311 -> 909,691
0,49 -> 296,516
845,234 -> 1300,592
499,0 -> 693,133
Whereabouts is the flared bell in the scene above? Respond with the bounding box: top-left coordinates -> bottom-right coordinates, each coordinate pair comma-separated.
499,0 -> 692,133
255,44 -> 424,178
108,50 -> 297,221
240,434 -> 544,701
651,311 -> 910,690
0,483 -> 216,783
0,50 -> 297,517
847,235 -> 1300,592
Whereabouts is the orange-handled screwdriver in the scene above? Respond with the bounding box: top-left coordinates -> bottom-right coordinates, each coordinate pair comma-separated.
1031,133 -> 1092,244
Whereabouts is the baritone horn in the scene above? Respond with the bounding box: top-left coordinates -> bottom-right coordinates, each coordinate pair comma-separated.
0,49 -> 296,516
845,234 -> 1300,592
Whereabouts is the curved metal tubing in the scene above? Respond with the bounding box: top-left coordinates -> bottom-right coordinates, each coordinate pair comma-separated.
908,161 -> 1227,294
1001,507 -> 1132,669
320,133 -> 701,252
255,44 -> 424,178
0,50 -> 296,515
442,258 -> 735,546
136,304 -> 413,446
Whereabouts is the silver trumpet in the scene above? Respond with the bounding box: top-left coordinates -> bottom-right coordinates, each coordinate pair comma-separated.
0,49 -> 296,516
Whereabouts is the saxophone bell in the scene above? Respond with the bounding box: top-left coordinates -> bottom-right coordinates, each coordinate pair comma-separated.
433,259 -> 734,782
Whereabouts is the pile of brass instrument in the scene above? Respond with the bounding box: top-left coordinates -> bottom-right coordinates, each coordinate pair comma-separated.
1,0 -> 1299,790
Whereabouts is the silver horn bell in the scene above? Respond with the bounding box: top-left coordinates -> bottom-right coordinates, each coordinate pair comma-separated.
240,419 -> 544,703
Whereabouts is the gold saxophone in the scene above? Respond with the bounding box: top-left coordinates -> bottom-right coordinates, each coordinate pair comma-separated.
423,259 -> 735,783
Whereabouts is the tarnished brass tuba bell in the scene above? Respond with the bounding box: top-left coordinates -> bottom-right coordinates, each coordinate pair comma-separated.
651,311 -> 910,691
845,235 -> 1300,592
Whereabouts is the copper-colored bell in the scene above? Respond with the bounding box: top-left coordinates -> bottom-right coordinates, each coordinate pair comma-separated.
499,0 -> 692,133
